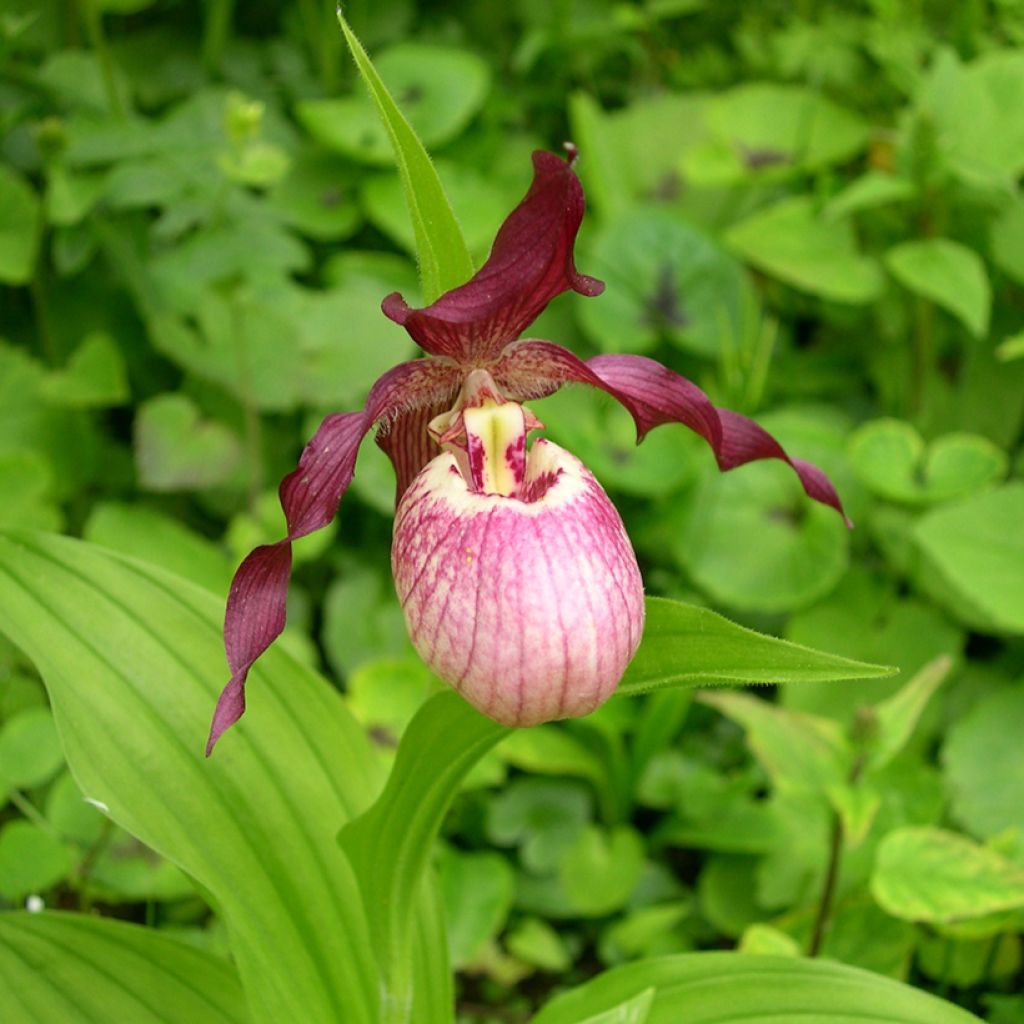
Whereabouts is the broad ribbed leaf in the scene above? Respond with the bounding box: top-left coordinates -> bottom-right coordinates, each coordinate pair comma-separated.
532,953 -> 982,1023
618,597 -> 894,696
340,691 -> 508,1022
0,912 -> 244,1024
337,13 -> 472,302
0,532 -> 440,1024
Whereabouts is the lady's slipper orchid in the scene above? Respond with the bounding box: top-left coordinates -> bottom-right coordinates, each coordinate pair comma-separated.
207,147 -> 848,755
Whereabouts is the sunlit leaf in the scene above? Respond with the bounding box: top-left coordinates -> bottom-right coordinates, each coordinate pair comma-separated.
872,827 -> 1024,923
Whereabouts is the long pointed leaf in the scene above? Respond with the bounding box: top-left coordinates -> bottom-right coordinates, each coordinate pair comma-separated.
0,532 -> 386,1024
337,12 -> 473,302
340,691 -> 509,1023
618,597 -> 894,697
0,912 -> 245,1024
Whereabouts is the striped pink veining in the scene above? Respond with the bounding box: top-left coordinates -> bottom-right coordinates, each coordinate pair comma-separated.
392,439 -> 645,726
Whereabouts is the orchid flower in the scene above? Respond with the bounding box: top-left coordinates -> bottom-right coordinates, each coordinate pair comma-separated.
206,148 -> 848,755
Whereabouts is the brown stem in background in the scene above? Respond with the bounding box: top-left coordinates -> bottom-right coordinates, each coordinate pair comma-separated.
808,753 -> 867,957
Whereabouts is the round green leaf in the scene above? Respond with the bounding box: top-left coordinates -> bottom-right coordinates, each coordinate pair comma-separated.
700,84 -> 868,176
0,706 -> 64,789
725,196 -> 882,304
943,682 -> 1024,839
577,207 -> 756,357
134,394 -> 242,492
0,821 -> 74,900
849,419 -> 1006,505
913,483 -> 1024,634
266,151 -> 362,242
677,461 -> 850,614
41,331 -> 129,409
297,44 -> 490,164
560,825 -> 645,917
885,238 -> 991,338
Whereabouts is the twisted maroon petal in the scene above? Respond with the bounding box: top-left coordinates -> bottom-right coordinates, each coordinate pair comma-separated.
382,150 -> 604,364
207,359 -> 461,755
495,344 -> 850,525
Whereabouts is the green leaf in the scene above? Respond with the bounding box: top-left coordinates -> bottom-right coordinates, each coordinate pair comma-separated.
576,207 -> 756,358
83,502 -> 232,596
690,83 -> 869,183
923,49 -> 1024,188
0,531 -> 390,1024
0,912 -> 245,1024
619,597 -> 894,698
339,691 -> 508,1021
725,196 -> 883,304
677,458 -> 851,613
698,690 -> 850,796
872,827 -> 1024,923
990,195 -> 1024,286
532,952 -> 983,1023
335,15 -> 473,302
360,161 -> 511,262
866,655 -> 952,772
568,988 -> 655,1024
824,172 -> 915,220
885,239 -> 991,338
0,822 -> 74,899
738,923 -> 801,957
40,331 -> 129,409
438,847 -> 515,967
507,916 -> 573,973
0,165 -> 42,285
943,681 -> 1024,839
134,394 -> 241,491
913,483 -> 1024,634
0,451 -> 63,532
0,706 -> 64,789
559,825 -> 646,917
487,777 -> 592,873
266,151 -> 362,242
567,91 -> 634,222
849,419 -> 1006,505
299,43 -> 490,163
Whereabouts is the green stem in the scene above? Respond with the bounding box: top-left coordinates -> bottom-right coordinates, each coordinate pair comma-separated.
8,790 -> 55,834
30,271 -> 58,367
201,0 -> 236,75
299,0 -> 338,91
75,0 -> 125,118
911,295 -> 934,419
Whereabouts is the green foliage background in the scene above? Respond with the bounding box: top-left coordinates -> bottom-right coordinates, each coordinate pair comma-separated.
1,1 -> 1023,1021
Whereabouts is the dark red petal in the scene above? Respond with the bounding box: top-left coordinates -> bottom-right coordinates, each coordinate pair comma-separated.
382,150 -> 604,363
495,345 -> 850,525
207,359 -> 461,755
587,354 -> 850,524
376,397 -> 451,503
